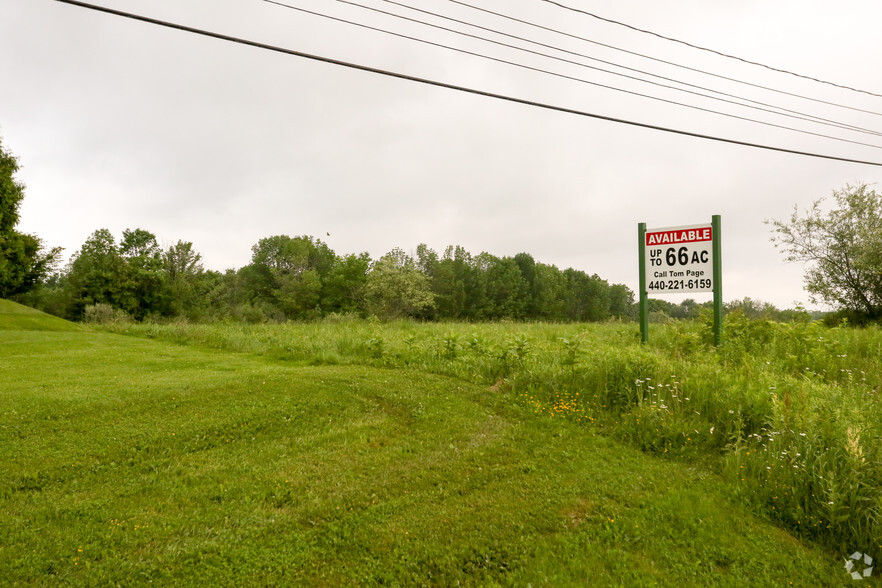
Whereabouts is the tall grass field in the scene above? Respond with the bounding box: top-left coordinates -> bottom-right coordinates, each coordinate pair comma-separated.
2,299 -> 877,585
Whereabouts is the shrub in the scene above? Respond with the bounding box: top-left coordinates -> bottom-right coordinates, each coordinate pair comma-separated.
83,303 -> 131,324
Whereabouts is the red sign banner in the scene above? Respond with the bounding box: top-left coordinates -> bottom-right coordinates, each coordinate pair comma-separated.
645,227 -> 712,246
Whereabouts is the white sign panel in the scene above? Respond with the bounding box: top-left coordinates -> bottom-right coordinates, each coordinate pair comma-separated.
644,223 -> 714,293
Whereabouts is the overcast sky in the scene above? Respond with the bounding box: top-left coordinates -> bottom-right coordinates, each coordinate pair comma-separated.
3,0 -> 882,309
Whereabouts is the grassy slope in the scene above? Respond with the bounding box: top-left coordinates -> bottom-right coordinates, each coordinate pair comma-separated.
0,299 -> 81,332
0,302 -> 847,585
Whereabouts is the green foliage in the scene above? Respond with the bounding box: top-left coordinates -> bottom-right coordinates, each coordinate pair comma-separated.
250,234 -> 335,275
321,252 -> 370,315
433,245 -> 471,318
0,232 -> 60,298
120,228 -> 168,319
365,248 -> 434,320
120,228 -> 161,260
0,137 -> 24,235
63,228 -> 170,320
0,136 -> 61,298
275,269 -> 321,319
83,303 -> 132,324
162,240 -> 209,319
63,228 -> 127,316
769,183 -> 882,321
30,227 -> 637,324
240,235 -> 338,320
480,253 -> 529,319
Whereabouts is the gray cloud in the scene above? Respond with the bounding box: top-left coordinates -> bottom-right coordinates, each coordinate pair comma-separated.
4,0 -> 882,309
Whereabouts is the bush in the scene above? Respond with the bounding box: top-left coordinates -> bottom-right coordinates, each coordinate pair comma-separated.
83,303 -> 131,324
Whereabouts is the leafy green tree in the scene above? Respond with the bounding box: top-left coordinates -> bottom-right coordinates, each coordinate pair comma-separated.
0,140 -> 23,237
251,235 -> 335,276
163,240 -> 206,318
0,136 -> 61,298
669,298 -> 699,320
25,271 -> 70,318
724,297 -> 779,320
64,228 -> 131,318
647,298 -> 677,319
120,228 -> 162,260
365,248 -> 434,320
769,184 -> 882,321
119,228 -> 169,318
416,244 -> 477,320
531,262 -> 567,320
0,233 -> 59,298
63,228 -> 171,320
514,252 -> 539,316
415,244 -> 440,319
164,240 -> 203,281
415,243 -> 439,276
275,269 -> 322,319
246,235 -> 336,319
563,269 -> 610,321
204,269 -> 246,321
437,245 -> 472,319
608,283 -> 635,319
478,254 -> 529,319
322,252 -> 370,315
236,262 -> 276,311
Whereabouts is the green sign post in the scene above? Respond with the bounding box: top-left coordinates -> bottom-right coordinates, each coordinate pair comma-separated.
638,222 -> 649,344
638,215 -> 722,345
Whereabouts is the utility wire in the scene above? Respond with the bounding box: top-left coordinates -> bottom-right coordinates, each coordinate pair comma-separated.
539,0 -> 882,99
450,0 -> 882,118
336,0 -> 882,138
263,0 -> 882,150
51,0 -> 882,167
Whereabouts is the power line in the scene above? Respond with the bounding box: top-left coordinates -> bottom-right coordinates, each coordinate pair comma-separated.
51,0 -> 882,167
450,0 -> 882,118
335,0 -> 882,138
264,0 -> 882,150
539,0 -> 882,100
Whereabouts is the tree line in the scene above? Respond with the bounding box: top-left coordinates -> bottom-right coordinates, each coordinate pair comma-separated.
20,229 -> 636,323
4,134 -> 881,324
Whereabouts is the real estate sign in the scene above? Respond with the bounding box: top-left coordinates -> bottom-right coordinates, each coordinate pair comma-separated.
644,223 -> 714,294
638,216 -> 722,345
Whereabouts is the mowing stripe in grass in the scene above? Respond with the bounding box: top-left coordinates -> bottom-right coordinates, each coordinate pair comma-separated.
0,316 -> 848,585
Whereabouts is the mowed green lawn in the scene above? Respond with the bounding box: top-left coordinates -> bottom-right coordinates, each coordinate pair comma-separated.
0,302 -> 846,585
